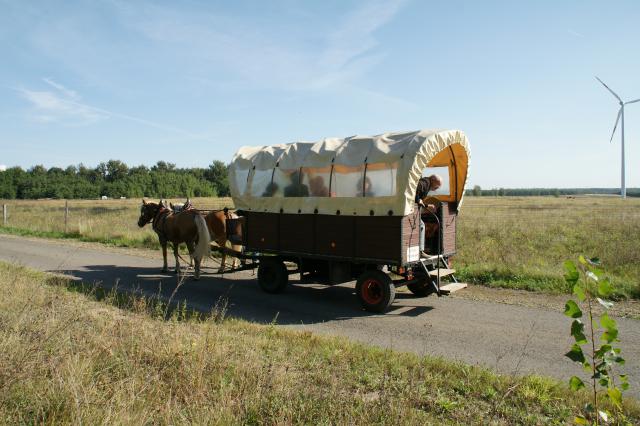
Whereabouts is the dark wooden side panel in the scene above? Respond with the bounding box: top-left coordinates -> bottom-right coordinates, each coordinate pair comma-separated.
442,202 -> 457,255
244,211 -> 411,264
315,216 -> 355,258
279,214 -> 314,253
401,210 -> 421,263
246,212 -> 279,251
354,216 -> 402,261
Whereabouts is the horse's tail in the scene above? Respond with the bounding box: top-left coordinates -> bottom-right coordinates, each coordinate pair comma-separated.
193,214 -> 211,261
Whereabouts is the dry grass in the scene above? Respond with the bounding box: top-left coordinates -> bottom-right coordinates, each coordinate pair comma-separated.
1,196 -> 639,298
0,197 -> 233,249
1,261 -> 638,424
456,196 -> 640,298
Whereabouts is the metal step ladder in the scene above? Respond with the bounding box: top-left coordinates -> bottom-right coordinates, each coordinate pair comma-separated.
418,254 -> 467,296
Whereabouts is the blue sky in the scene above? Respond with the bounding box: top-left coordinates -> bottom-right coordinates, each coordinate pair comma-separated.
1,0 -> 639,188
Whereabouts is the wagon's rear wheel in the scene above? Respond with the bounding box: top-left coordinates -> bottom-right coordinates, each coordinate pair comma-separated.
258,258 -> 288,294
356,270 -> 395,313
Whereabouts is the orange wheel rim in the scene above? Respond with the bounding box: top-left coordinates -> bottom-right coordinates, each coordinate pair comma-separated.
361,278 -> 383,305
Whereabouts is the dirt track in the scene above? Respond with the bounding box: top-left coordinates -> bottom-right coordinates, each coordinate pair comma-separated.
1,234 -> 638,398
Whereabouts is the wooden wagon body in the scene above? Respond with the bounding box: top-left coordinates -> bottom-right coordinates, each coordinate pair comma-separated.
227,129 -> 470,312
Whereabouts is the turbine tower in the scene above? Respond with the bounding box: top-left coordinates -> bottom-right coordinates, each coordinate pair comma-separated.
596,77 -> 640,198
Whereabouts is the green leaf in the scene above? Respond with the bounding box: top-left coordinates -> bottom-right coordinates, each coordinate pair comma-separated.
569,376 -> 585,391
594,344 -> 612,359
574,415 -> 589,425
573,284 -> 586,301
621,375 -> 630,391
607,388 -> 622,408
596,297 -> 613,310
588,257 -> 601,266
600,313 -> 619,343
602,329 -> 619,343
564,260 -> 579,284
565,344 -> 586,364
597,278 -> 613,298
570,320 -> 587,345
578,255 -> 588,265
601,312 -> 617,330
564,300 -> 582,318
590,266 -> 604,278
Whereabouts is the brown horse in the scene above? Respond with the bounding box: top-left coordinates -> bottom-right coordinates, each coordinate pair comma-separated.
204,209 -> 244,273
137,200 -> 211,279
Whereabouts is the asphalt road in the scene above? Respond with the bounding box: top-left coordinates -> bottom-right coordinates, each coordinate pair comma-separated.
1,235 -> 638,397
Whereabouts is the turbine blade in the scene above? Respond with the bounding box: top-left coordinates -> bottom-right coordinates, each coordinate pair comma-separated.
610,108 -> 622,143
595,76 -> 623,102
626,98 -> 640,105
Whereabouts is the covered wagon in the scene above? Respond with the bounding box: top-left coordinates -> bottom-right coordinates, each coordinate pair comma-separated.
227,129 -> 470,312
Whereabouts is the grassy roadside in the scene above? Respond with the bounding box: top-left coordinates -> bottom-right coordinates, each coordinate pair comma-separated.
456,197 -> 640,299
0,225 -> 160,249
1,262 -> 638,424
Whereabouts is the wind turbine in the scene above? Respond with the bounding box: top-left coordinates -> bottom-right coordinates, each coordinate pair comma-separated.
596,76 -> 640,198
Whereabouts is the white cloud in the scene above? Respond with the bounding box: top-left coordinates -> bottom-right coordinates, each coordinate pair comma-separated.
18,78 -> 201,137
0,165 -> 7,172
19,82 -> 105,124
43,77 -> 79,99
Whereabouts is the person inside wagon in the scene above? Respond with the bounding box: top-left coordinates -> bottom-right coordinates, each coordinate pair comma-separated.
309,176 -> 329,197
357,176 -> 375,197
415,174 -> 442,256
284,170 -> 310,197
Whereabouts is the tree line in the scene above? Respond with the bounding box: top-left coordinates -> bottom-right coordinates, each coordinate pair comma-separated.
2,163 -> 638,200
464,185 -> 640,197
0,160 -> 230,199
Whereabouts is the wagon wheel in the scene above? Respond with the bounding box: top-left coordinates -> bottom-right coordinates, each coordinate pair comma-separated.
407,279 -> 435,297
257,258 -> 288,294
355,270 -> 395,313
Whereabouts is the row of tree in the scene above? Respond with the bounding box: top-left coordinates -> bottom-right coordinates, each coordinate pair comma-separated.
2,163 -> 638,199
0,160 -> 230,199
465,185 -> 640,197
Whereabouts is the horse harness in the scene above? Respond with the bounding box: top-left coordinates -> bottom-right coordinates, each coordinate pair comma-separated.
152,205 -> 172,243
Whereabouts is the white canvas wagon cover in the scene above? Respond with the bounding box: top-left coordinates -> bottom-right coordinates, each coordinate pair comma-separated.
229,129 -> 470,216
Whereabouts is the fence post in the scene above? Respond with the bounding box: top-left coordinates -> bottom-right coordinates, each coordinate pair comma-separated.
2,204 -> 6,226
64,200 -> 69,234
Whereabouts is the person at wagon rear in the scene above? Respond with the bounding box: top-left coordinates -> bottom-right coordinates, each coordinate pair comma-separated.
415,174 -> 442,256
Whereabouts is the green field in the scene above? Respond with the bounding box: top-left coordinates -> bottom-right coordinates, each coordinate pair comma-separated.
1,262 -> 637,424
1,196 -> 639,298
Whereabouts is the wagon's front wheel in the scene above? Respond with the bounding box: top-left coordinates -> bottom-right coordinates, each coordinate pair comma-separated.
257,258 -> 288,294
356,270 -> 395,313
